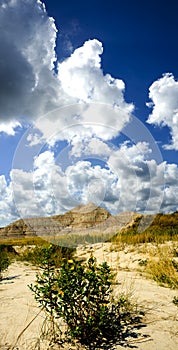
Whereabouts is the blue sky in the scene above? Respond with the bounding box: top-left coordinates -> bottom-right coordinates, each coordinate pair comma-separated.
0,0 -> 178,227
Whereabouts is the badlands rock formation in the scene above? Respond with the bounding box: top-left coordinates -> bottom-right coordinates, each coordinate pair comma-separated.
0,203 -> 139,238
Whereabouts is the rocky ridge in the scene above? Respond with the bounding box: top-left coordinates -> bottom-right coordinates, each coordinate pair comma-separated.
0,203 -> 140,239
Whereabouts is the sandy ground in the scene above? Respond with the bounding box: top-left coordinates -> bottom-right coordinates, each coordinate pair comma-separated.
0,243 -> 178,350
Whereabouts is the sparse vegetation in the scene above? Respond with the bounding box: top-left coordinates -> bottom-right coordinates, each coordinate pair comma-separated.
1,209 -> 178,349
30,250 -> 144,349
138,258 -> 148,267
18,243 -> 75,267
0,232 -> 115,249
111,212 -> 178,245
49,232 -> 115,247
0,238 -> 75,268
111,238 -> 178,290
0,245 -> 14,279
145,256 -> 178,289
0,236 -> 46,246
173,296 -> 178,306
134,245 -> 178,289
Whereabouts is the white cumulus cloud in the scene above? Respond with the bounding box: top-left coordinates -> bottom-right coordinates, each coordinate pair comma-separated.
0,0 -> 133,141
0,175 -> 18,225
0,144 -> 173,227
0,0 -> 177,227
0,0 -> 63,130
147,73 -> 178,150
57,39 -> 131,109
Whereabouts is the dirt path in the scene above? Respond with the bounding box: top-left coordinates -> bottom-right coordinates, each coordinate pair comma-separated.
0,262 -> 46,349
0,244 -> 178,349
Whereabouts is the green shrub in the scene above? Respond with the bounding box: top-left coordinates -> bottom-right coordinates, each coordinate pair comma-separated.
19,243 -> 75,267
0,245 -> 12,279
30,251 -> 143,348
173,296 -> 178,306
138,259 -> 148,267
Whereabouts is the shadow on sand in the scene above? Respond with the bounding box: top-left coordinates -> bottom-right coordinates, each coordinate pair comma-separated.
0,274 -> 21,284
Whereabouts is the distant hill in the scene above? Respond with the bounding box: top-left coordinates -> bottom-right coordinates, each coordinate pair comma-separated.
120,212 -> 178,234
0,203 -> 139,239
111,211 -> 178,244
0,204 -> 177,243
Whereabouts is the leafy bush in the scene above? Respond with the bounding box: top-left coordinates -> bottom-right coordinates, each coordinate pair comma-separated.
138,259 -> 148,267
19,243 -> 75,267
173,296 -> 178,306
0,245 -> 12,279
30,250 -> 143,348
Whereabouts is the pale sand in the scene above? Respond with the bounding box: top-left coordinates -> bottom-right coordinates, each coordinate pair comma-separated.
0,243 -> 178,349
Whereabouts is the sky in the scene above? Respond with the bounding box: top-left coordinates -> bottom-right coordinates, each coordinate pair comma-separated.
0,0 -> 178,227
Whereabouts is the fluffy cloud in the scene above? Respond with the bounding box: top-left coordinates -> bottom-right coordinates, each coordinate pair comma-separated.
0,0 -> 177,226
147,73 -> 178,150
11,169 -> 38,218
0,0 -> 63,129
0,0 -> 133,141
70,137 -> 112,158
33,103 -> 132,147
65,160 -> 119,206
108,142 -> 161,213
0,141 -> 176,227
108,143 -> 178,213
0,175 -> 18,225
57,39 -> 133,110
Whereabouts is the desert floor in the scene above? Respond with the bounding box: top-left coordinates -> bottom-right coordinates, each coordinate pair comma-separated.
0,242 -> 178,350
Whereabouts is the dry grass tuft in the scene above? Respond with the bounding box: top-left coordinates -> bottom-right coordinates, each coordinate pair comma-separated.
145,247 -> 178,289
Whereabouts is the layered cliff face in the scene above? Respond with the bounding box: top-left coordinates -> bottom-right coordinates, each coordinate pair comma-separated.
52,202 -> 111,228
0,203 -> 138,238
0,219 -> 35,238
0,217 -> 63,238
